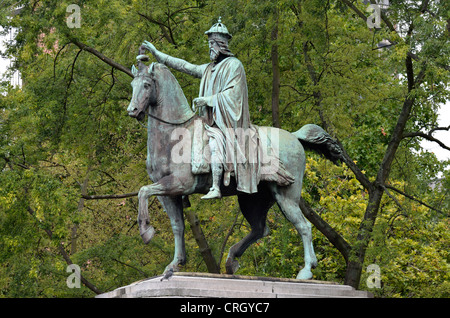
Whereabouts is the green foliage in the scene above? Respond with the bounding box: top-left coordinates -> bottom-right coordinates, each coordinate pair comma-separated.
0,0 -> 448,298
304,157 -> 449,297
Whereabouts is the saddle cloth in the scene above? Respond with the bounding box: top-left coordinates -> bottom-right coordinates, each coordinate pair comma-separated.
191,119 -> 294,187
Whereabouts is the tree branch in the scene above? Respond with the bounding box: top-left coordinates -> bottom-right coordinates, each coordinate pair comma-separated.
299,198 -> 351,262
219,210 -> 242,267
335,139 -> 373,191
53,43 -> 69,81
303,41 -> 328,130
70,39 -> 134,78
169,6 -> 201,17
280,84 -> 313,98
339,0 -> 449,72
59,49 -> 82,137
82,192 -> 138,200
26,206 -> 103,294
137,12 -> 175,45
301,36 -> 373,191
384,184 -> 448,216
112,258 -> 148,277
430,126 -> 450,134
339,0 -> 368,22
403,129 -> 450,152
2,155 -> 30,170
420,0 -> 430,14
369,0 -> 395,32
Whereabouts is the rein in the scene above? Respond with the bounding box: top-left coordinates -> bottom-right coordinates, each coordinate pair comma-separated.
138,109 -> 197,128
148,111 -> 196,125
133,65 -> 198,128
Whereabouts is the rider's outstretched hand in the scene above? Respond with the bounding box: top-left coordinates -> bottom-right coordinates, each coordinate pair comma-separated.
142,41 -> 156,54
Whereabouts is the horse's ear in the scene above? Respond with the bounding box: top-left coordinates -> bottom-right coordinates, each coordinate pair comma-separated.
148,62 -> 155,76
131,64 -> 138,77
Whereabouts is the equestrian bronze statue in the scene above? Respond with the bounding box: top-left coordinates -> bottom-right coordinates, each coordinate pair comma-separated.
127,18 -> 342,280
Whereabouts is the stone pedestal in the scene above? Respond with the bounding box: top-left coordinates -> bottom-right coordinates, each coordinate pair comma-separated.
96,272 -> 373,298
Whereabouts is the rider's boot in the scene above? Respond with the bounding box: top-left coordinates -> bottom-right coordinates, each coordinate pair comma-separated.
223,171 -> 231,186
201,162 -> 222,199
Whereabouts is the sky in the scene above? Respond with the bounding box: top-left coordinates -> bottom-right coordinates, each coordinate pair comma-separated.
421,103 -> 449,162
0,30 -> 448,162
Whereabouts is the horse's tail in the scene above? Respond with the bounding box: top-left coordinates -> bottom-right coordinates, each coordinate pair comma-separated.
292,124 -> 343,164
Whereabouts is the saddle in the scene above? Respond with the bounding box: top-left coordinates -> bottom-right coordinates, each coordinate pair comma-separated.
191,119 -> 295,187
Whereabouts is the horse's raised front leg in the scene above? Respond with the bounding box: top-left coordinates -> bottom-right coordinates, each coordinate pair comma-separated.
137,175 -> 186,244
137,175 -> 187,274
137,188 -> 156,245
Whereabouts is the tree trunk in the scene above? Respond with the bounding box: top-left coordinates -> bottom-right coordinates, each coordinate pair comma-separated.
271,8 -> 281,128
344,57 -> 427,288
344,188 -> 383,287
185,208 -> 220,273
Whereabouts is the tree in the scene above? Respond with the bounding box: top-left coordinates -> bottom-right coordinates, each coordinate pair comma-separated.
1,0 -> 448,297
333,0 -> 449,288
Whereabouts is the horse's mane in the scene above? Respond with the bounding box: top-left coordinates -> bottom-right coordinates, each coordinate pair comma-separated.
151,63 -> 194,120
154,63 -> 184,94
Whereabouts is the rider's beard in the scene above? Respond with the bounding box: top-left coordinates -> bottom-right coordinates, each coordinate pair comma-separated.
209,47 -> 219,62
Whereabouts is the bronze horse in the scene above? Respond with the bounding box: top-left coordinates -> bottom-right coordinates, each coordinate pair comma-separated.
127,53 -> 342,280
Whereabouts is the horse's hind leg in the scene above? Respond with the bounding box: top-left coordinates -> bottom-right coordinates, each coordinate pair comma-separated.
272,185 -> 318,280
225,190 -> 274,275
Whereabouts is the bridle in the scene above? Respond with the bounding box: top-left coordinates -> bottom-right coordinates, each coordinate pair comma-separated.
132,63 -> 197,128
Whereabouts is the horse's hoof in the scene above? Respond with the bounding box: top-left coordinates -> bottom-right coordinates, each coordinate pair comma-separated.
263,225 -> 270,237
297,267 -> 313,280
164,265 -> 178,274
140,226 -> 155,244
225,259 -> 239,275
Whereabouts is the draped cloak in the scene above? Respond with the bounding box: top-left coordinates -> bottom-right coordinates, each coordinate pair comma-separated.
198,57 -> 260,194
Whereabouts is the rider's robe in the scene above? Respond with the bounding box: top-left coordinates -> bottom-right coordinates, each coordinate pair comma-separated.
198,57 -> 260,194
156,52 -> 294,193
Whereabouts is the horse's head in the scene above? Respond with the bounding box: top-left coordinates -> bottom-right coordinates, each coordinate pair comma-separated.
127,55 -> 157,122
128,48 -> 194,125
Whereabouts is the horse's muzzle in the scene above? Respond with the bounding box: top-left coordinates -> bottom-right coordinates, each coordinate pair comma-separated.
128,104 -> 146,121
129,110 -> 146,122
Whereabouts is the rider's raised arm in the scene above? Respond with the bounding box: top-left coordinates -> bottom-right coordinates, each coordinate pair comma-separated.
143,41 -> 206,78
158,53 -> 207,79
